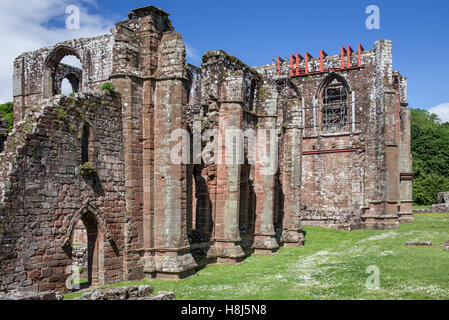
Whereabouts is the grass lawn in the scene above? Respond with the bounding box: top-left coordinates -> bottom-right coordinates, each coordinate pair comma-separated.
413,205 -> 431,210
65,213 -> 449,300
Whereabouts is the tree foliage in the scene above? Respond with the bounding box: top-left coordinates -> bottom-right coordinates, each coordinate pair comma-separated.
0,102 -> 13,131
411,108 -> 449,205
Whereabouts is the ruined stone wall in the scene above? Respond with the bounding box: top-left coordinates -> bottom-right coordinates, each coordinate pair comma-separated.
2,4 -> 413,292
291,50 -> 376,230
13,35 -> 114,124
0,92 -> 125,293
255,40 -> 411,230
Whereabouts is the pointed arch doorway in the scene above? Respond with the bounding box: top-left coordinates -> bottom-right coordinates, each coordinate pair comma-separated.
63,202 -> 107,291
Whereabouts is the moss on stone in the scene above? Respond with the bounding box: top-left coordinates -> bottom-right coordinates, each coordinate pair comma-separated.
201,50 -> 263,83
259,86 -> 268,101
57,108 -> 67,120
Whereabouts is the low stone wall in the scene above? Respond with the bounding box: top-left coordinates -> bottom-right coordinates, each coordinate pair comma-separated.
0,285 -> 175,300
0,291 -> 63,300
74,285 -> 175,300
413,204 -> 449,214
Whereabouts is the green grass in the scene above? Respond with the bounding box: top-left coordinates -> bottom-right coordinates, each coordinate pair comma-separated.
65,213 -> 449,300
413,204 -> 431,209
72,278 -> 89,286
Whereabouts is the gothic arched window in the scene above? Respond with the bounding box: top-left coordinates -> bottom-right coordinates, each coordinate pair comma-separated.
320,76 -> 349,133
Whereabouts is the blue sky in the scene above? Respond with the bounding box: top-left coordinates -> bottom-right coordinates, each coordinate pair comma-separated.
1,0 -> 448,120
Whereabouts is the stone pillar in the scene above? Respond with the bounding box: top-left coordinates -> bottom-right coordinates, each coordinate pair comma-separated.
384,90 -> 400,219
398,76 -> 414,223
13,56 -> 25,125
253,116 -> 279,254
399,105 -> 414,222
281,99 -> 304,247
214,103 -> 245,263
152,32 -> 196,279
213,73 -> 245,264
111,76 -> 144,281
364,39 -> 400,229
142,78 -> 156,275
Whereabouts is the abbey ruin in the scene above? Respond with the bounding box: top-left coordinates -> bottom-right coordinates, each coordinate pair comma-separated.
0,5 -> 413,294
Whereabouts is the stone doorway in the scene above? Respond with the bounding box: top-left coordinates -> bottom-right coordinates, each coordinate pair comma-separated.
71,220 -> 88,289
67,210 -> 105,291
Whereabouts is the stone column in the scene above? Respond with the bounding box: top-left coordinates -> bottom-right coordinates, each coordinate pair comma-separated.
13,56 -> 25,125
280,99 -> 304,247
142,79 -> 156,275
253,116 -> 279,254
364,39 -> 400,229
399,105 -> 414,223
152,32 -> 196,279
396,75 -> 414,223
111,76 -> 144,281
213,73 -> 245,264
382,90 -> 401,228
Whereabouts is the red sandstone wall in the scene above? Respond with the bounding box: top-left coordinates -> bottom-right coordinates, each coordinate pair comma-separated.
0,92 -> 126,293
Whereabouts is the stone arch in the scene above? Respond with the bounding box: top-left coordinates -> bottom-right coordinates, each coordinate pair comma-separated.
316,73 -> 351,99
191,164 -> 213,241
42,45 -> 83,98
61,72 -> 81,94
275,79 -> 301,127
62,201 -> 115,288
316,73 -> 351,133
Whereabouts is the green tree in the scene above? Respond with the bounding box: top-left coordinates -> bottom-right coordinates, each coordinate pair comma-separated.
0,102 -> 13,131
411,108 -> 449,205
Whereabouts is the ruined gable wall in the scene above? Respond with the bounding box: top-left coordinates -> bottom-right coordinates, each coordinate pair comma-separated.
255,40 -> 406,230
13,35 -> 114,124
294,51 -> 376,229
0,92 -> 125,293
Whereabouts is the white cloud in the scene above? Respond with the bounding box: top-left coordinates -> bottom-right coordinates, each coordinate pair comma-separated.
428,103 -> 449,123
0,0 -> 113,103
185,42 -> 201,66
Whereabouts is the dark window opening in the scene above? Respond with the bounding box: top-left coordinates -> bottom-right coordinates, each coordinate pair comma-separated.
248,81 -> 256,112
81,125 -> 90,164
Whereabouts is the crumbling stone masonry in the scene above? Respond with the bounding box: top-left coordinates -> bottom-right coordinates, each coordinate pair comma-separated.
413,192 -> 449,214
0,5 -> 412,294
